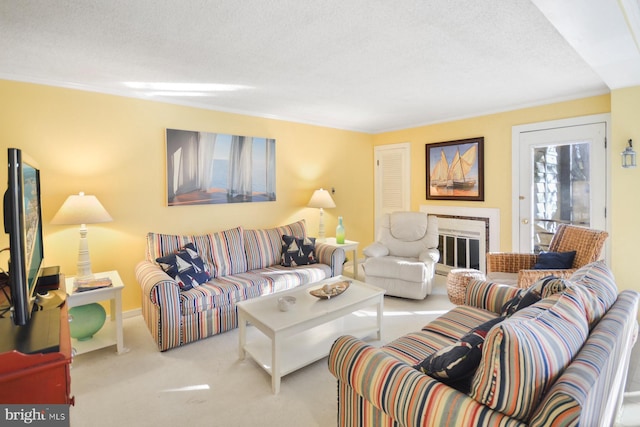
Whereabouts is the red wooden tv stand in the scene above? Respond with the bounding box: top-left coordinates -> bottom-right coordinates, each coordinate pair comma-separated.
0,303 -> 73,405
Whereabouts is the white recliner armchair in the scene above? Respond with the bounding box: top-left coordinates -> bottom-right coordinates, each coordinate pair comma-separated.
363,211 -> 439,299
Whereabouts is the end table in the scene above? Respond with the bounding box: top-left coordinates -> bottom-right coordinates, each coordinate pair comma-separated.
65,270 -> 128,355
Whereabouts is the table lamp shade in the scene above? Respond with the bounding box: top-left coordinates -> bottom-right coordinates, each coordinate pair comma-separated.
52,192 -> 112,280
51,192 -> 113,225
307,188 -> 335,209
307,188 -> 335,241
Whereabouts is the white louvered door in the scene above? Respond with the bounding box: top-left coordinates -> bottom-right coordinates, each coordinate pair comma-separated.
374,143 -> 410,230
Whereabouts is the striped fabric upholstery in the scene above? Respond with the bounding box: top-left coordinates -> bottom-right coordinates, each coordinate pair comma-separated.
276,219 -> 307,238
382,330 -> 459,365
464,279 -> 522,314
208,226 -> 248,277
146,232 -> 218,277
329,336 -> 527,427
421,305 -> 498,342
244,227 -> 283,270
243,220 -> 310,270
470,288 -> 590,421
530,290 -> 640,426
568,260 -> 618,327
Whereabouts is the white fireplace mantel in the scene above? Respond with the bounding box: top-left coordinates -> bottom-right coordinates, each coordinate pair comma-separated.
420,205 -> 500,252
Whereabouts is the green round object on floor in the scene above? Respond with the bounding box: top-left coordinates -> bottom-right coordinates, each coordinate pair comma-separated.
69,303 -> 106,341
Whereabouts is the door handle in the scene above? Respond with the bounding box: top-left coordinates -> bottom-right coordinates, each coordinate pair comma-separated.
522,219 -> 529,224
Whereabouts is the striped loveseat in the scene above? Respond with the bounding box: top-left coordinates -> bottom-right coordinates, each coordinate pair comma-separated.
328,261 -> 639,426
135,220 -> 345,351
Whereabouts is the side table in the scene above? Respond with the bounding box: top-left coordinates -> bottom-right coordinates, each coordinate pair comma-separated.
65,270 -> 128,355
323,237 -> 360,280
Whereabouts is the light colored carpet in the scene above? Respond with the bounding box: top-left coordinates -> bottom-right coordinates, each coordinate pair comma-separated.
68,276 -> 640,427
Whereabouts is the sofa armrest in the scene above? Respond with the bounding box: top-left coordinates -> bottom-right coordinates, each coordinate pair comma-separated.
328,336 -> 525,426
419,248 -> 440,264
135,260 -> 183,351
464,279 -> 521,314
135,260 -> 181,305
315,243 -> 346,276
486,252 -> 538,274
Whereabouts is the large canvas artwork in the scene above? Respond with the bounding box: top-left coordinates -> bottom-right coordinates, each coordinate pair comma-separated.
166,129 -> 276,206
426,137 -> 484,201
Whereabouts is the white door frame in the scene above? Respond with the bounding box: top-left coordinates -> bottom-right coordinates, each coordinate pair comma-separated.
511,113 -> 611,257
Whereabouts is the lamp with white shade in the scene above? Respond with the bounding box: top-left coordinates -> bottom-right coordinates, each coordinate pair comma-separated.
51,192 -> 113,281
307,188 -> 336,241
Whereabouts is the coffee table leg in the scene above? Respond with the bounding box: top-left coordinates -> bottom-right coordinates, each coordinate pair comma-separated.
272,335 -> 281,394
238,312 -> 246,360
376,297 -> 384,340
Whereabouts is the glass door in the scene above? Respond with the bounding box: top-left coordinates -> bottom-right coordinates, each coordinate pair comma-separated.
518,122 -> 606,253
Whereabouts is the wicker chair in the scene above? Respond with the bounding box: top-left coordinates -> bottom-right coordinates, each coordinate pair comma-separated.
486,224 -> 609,289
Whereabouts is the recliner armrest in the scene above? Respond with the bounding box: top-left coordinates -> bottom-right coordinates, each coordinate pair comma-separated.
363,242 -> 389,258
419,248 -> 440,264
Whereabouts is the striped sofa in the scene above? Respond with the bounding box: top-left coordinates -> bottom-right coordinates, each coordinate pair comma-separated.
135,220 -> 345,351
328,261 -> 639,426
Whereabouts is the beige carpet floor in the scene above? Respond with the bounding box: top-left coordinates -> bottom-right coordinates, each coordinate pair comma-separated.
68,276 -> 640,427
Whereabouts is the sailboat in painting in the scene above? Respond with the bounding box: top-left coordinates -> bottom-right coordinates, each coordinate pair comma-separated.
448,145 -> 477,189
430,149 -> 449,187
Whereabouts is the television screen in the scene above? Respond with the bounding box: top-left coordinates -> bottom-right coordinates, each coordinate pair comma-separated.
4,148 -> 44,326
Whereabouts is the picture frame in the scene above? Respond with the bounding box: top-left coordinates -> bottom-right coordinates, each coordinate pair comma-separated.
166,128 -> 276,206
426,137 -> 484,201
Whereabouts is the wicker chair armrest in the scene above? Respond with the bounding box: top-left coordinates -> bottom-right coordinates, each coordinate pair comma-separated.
517,268 -> 576,289
486,252 -> 538,274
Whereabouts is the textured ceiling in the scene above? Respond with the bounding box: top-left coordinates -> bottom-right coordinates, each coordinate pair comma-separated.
0,0 -> 637,133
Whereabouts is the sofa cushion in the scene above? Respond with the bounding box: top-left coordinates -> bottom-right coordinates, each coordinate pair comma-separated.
156,243 -> 211,291
146,232 -> 217,276
470,288 -> 589,421
414,316 -> 504,392
275,219 -> 307,238
244,227 -> 283,270
568,260 -> 618,327
281,235 -> 317,267
207,226 -> 248,277
533,251 -> 576,269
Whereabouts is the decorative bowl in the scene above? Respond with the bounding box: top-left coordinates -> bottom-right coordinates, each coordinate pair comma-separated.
277,295 -> 297,311
310,280 -> 351,299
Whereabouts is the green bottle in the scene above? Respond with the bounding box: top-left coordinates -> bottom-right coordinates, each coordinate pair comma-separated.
336,216 -> 345,244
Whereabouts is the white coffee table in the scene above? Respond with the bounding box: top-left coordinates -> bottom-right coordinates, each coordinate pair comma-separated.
237,276 -> 384,394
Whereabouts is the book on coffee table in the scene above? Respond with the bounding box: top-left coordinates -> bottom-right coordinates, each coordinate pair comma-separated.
73,277 -> 113,293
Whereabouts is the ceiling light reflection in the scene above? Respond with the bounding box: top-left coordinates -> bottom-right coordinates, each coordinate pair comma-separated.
161,384 -> 211,392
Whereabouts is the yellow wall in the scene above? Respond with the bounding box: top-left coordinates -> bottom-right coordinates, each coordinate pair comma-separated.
0,80 -> 374,313
1,78 -> 637,315
373,95 -> 611,252
611,86 -> 640,293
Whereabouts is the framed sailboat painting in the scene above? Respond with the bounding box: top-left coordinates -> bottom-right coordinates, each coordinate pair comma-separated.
426,137 -> 484,201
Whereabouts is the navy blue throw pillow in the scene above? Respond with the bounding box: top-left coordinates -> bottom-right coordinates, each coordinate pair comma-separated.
533,251 -> 576,269
414,316 -> 505,393
281,235 -> 317,267
156,243 -> 211,291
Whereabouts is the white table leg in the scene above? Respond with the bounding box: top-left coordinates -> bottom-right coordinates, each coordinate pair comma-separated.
271,334 -> 281,394
238,312 -> 247,360
376,296 -> 384,340
114,293 -> 126,354
352,249 -> 359,280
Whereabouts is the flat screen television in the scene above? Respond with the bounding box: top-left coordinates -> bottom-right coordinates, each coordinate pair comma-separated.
3,148 -> 44,326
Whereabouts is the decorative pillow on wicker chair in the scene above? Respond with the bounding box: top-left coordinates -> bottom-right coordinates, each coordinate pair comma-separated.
501,276 -> 570,317
281,235 -> 318,267
533,251 -> 576,269
156,243 -> 211,291
414,316 -> 505,392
